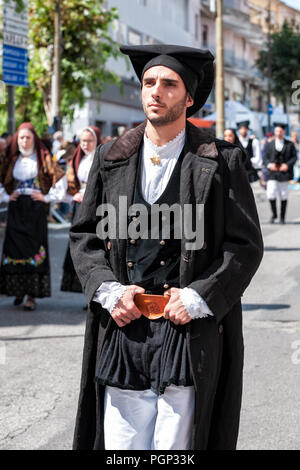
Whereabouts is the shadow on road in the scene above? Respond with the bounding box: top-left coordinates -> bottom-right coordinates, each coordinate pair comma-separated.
242,303 -> 290,311
264,246 -> 300,251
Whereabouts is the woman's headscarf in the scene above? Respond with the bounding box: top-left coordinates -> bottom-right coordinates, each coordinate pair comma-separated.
72,126 -> 102,174
66,126 -> 102,195
8,122 -> 51,170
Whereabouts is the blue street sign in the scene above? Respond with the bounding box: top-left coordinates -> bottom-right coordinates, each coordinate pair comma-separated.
2,44 -> 28,87
268,103 -> 273,115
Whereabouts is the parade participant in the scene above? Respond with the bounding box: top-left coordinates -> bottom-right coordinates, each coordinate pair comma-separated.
52,130 -> 64,156
264,123 -> 297,224
0,122 -> 67,310
236,120 -> 262,183
223,127 -> 238,145
70,45 -> 263,450
60,126 -> 102,294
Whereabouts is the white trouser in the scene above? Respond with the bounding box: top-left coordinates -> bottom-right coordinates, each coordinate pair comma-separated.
104,385 -> 195,450
266,180 -> 289,201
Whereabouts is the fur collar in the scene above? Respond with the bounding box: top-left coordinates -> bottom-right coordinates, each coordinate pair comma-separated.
104,120 -> 218,161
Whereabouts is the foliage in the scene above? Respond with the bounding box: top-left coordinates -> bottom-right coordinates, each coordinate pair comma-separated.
0,0 -> 122,135
256,20 -> 300,111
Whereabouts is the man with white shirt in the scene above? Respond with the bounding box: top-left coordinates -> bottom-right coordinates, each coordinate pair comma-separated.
264,123 -> 297,224
236,120 -> 262,183
70,45 -> 263,450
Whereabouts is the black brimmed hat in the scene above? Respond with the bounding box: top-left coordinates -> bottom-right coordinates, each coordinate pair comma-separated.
120,44 -> 215,118
273,122 -> 287,129
237,120 -> 250,129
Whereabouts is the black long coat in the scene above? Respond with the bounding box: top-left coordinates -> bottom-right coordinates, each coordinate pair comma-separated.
263,139 -> 297,182
70,121 -> 264,450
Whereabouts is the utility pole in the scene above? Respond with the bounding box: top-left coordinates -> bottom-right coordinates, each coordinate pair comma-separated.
52,0 -> 61,132
7,86 -> 15,135
215,0 -> 225,139
266,0 -> 272,133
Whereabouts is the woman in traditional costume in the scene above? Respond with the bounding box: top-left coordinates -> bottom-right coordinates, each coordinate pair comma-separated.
0,122 -> 67,310
60,126 -> 102,294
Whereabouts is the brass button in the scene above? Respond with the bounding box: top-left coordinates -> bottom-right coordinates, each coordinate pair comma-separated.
218,324 -> 223,334
160,240 -> 166,246
130,239 -> 136,245
107,241 -> 111,250
163,283 -> 169,289
160,260 -> 165,266
127,261 -> 134,268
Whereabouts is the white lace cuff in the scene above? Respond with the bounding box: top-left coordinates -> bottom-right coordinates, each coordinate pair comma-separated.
179,287 -> 214,320
93,281 -> 127,314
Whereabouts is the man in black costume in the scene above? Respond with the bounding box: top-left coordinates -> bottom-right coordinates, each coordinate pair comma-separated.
263,123 -> 297,224
236,120 -> 262,183
70,45 -> 263,450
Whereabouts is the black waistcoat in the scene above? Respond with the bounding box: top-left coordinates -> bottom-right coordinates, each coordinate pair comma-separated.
95,148 -> 193,395
126,147 -> 184,294
241,138 -> 258,183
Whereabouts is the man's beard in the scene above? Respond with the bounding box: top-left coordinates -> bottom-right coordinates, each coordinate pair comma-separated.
143,93 -> 188,127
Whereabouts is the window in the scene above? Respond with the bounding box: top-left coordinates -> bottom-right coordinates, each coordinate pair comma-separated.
202,24 -> 208,48
195,13 -> 200,40
128,28 -> 142,46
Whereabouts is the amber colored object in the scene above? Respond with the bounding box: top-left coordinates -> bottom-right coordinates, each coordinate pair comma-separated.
134,293 -> 170,320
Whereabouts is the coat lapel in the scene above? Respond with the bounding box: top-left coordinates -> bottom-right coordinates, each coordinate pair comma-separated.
99,120 -> 219,286
99,122 -> 146,277
179,122 -> 219,286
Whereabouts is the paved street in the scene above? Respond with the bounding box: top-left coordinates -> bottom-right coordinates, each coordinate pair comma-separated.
0,183 -> 300,450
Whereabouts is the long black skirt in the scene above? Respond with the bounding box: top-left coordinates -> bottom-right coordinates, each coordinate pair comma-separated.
60,201 -> 82,293
0,195 -> 51,298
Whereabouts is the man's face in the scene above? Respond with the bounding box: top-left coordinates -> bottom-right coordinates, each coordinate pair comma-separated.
274,126 -> 285,139
238,126 -> 248,138
141,65 -> 193,126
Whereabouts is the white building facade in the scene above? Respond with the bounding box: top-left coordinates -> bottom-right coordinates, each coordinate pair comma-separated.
64,0 -> 204,139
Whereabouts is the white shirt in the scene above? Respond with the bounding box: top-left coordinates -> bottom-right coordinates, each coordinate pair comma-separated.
238,134 -> 262,169
93,130 -> 213,320
64,152 -> 95,204
275,138 -> 284,152
0,152 -> 67,204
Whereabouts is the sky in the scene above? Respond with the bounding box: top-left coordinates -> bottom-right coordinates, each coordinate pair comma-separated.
281,0 -> 300,11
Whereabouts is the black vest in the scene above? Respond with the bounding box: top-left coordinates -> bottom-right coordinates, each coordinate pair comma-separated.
126,147 -> 184,294
240,137 -> 258,183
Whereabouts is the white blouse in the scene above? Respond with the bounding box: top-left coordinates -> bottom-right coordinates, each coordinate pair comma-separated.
0,152 -> 68,204
64,153 -> 95,204
93,130 -> 214,320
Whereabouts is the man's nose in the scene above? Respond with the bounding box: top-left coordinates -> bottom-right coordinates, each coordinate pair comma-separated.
151,81 -> 162,98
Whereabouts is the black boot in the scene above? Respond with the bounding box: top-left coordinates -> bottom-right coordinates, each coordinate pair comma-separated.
280,200 -> 287,224
269,199 -> 277,223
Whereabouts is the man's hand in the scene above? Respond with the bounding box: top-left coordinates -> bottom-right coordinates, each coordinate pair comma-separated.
163,287 -> 192,325
269,163 -> 278,171
111,285 -> 145,327
31,191 -> 46,203
279,163 -> 288,172
9,191 -> 19,201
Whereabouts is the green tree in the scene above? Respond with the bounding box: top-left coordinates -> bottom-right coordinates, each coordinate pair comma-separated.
256,19 -> 300,112
1,0 -> 123,135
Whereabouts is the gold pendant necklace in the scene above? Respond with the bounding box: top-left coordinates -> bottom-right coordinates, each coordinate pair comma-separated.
150,154 -> 161,165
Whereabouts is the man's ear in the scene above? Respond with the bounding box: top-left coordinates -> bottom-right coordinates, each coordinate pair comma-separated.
186,93 -> 194,109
